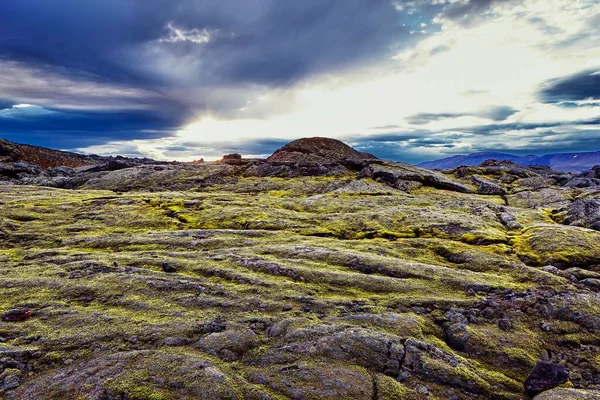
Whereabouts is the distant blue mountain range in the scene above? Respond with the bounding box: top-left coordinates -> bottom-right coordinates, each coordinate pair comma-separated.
417,151 -> 600,173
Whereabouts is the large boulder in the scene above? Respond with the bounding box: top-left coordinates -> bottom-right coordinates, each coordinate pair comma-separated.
524,361 -> 570,396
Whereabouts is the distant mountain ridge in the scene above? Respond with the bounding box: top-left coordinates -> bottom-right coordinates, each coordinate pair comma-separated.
418,151 -> 600,173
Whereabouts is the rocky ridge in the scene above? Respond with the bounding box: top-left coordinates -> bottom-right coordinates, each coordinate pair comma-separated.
0,137 -> 599,399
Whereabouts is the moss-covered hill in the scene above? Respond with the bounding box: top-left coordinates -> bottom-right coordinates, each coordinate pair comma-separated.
1,155 -> 600,399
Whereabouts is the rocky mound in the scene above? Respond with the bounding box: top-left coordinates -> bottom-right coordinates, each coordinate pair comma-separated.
267,137 -> 377,163
0,138 -> 99,169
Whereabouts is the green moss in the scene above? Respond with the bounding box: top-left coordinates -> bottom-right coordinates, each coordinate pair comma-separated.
0,174 -> 596,399
108,384 -> 171,400
512,224 -> 600,267
375,374 -> 422,400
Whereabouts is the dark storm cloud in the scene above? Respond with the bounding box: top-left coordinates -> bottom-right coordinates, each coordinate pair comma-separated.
540,69 -> 600,103
0,105 -> 178,149
0,0 -> 408,93
0,0 -> 415,147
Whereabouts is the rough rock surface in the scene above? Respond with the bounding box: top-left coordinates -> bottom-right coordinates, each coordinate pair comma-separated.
1,138 -> 600,399
534,388 -> 600,399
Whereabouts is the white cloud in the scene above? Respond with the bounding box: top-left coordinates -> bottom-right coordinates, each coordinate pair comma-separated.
0,60 -> 161,111
159,22 -> 215,44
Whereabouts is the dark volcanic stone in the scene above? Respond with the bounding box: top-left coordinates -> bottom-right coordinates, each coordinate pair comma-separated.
473,176 -> 506,195
222,153 -> 242,160
524,361 -> 569,395
1,374 -> 21,391
161,262 -> 177,273
442,310 -> 469,352
1,309 -> 32,322
498,318 -> 513,331
564,198 -> 600,230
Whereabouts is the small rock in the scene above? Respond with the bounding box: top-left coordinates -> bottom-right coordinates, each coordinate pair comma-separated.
416,385 -> 430,395
161,262 -> 177,273
411,306 -> 428,314
481,307 -> 496,319
499,211 -> 522,229
541,322 -> 551,332
282,305 -> 293,312
542,265 -> 560,275
498,318 -> 513,331
1,309 -> 32,322
396,371 -> 411,382
0,374 -> 20,391
524,361 -> 569,396
197,318 -> 227,334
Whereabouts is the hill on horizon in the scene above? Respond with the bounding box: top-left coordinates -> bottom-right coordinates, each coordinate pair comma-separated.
418,151 -> 600,173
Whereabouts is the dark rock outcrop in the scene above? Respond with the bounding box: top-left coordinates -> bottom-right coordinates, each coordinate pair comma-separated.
1,309 -> 32,322
267,137 -> 376,163
563,198 -> 600,230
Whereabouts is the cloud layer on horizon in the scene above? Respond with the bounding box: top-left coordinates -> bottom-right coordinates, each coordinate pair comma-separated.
0,0 -> 599,163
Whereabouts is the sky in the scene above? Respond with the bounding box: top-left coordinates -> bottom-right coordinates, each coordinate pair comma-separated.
0,0 -> 599,163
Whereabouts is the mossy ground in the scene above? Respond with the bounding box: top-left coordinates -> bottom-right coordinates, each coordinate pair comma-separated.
0,172 -> 599,399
